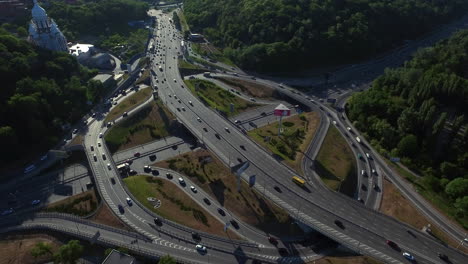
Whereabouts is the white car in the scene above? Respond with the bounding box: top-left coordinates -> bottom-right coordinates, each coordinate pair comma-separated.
196,244 -> 206,252
107,163 -> 111,170
178,177 -> 185,185
173,78 -> 176,82
347,127 -> 351,131
189,101 -> 193,106
197,117 -> 201,122
371,169 -> 377,175
403,252 -> 414,261
366,153 -> 371,159
224,127 -> 230,132
190,186 -> 198,193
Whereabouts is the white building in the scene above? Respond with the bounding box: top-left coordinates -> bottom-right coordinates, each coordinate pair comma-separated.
28,0 -> 67,52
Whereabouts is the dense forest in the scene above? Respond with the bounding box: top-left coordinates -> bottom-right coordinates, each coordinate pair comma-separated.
183,0 -> 468,72
347,30 -> 468,225
0,28 -> 101,167
46,0 -> 149,62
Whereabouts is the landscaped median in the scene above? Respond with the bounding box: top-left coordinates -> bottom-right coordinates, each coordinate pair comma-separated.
184,79 -> 259,117
215,77 -> 276,99
123,175 -> 239,238
315,125 -> 357,196
104,87 -> 153,123
248,112 -> 320,175
153,149 -> 303,236
105,100 -> 175,153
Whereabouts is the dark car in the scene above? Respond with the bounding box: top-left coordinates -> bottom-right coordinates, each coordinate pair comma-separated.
274,186 -> 282,193
215,133 -> 221,139
151,169 -> 159,175
386,240 -> 400,251
334,220 -> 345,229
129,170 -> 137,175
118,204 -> 124,214
110,177 -> 116,184
260,112 -> 267,116
134,152 -> 141,157
217,208 -> 225,216
166,172 -> 173,179
438,253 -> 448,261
154,217 -> 162,226
230,220 -> 239,229
149,154 -> 156,161
268,236 -> 278,245
240,145 -> 246,150
192,232 -> 201,241
203,198 -> 211,205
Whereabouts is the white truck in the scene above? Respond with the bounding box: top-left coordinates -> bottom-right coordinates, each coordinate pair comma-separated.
356,137 -> 361,143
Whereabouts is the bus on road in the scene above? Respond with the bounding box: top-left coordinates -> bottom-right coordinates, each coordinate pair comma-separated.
292,176 -> 305,186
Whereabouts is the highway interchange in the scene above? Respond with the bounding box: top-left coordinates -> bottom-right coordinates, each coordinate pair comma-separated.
1,7 -> 468,264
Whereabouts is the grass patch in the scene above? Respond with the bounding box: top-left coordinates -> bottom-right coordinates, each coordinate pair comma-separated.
312,255 -> 383,264
215,77 -> 276,99
178,58 -> 203,70
380,178 -> 468,254
176,9 -> 189,33
315,126 -> 357,196
153,149 -> 302,236
184,79 -> 259,117
124,175 -> 239,238
0,235 -> 61,264
192,43 -> 235,66
384,159 -> 468,229
105,100 -> 174,153
248,112 -> 320,175
104,87 -> 153,123
135,69 -> 150,85
45,190 -> 98,217
188,56 -> 224,70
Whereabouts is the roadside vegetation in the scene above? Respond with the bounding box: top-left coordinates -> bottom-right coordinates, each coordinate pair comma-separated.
178,59 -> 203,70
45,190 -> 99,217
105,100 -> 174,153
380,178 -> 468,254
184,0 -> 468,72
184,79 -> 259,117
347,30 -> 468,228
191,43 -> 235,66
154,149 -> 302,236
316,126 -> 357,196
124,175 -> 239,238
0,28 -> 101,172
312,255 -> 383,264
105,87 -> 153,122
47,0 -> 149,64
248,112 -> 320,175
215,77 -> 276,99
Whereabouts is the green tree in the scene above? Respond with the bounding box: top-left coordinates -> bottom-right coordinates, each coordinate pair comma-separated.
30,242 -> 53,261
16,26 -> 28,37
454,196 -> 468,217
158,255 -> 176,264
53,240 -> 83,264
440,162 -> 459,180
397,134 -> 418,158
445,178 -> 468,199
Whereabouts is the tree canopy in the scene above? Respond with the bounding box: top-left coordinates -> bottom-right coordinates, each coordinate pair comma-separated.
347,29 -> 468,225
183,0 -> 468,72
0,28 -> 102,167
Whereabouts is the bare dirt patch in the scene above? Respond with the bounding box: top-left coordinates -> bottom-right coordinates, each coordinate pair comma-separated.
311,255 -> 383,264
153,150 -> 302,237
380,177 -> 468,253
216,77 -> 276,99
45,189 -> 98,216
0,234 -> 61,264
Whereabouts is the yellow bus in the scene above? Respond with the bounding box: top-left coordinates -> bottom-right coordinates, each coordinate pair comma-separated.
292,176 -> 305,186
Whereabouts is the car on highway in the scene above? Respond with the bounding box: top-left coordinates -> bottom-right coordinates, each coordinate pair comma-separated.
190,186 -> 197,193
438,253 -> 448,261
224,127 -> 230,132
197,117 -> 201,122
126,198 -> 133,206
144,166 -> 151,172
214,133 -> 220,139
203,127 -> 208,132
97,142 -> 101,147
195,244 -> 206,253
366,153 -> 371,159
178,177 -> 185,185
92,113 -> 96,118
240,145 -> 246,150
110,177 -> 116,184
134,152 -> 141,157
118,204 -> 124,214
173,78 -> 176,82
151,169 -> 159,175
203,198 -> 211,205
334,220 -> 345,229
188,101 -> 193,106
192,232 -> 201,241
181,106 -> 185,111
402,252 -> 414,261
93,154 -> 97,161
149,154 -> 156,161
1,208 -> 14,216
153,217 -> 162,226
278,248 -> 289,256
72,128 -> 78,134
230,220 -> 239,229
386,240 -> 399,250
123,112 -> 128,117
249,98 -> 256,102
90,145 -> 94,151
361,170 -> 366,176
102,153 -> 106,160
217,208 -> 225,216
31,200 -> 41,205
372,169 -> 377,175
268,236 -> 278,244
107,163 -> 111,170
234,120 -> 240,124
99,133 -> 103,138
166,172 -> 173,179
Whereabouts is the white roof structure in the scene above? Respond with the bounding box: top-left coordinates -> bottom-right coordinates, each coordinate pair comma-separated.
274,103 -> 290,111
69,43 -> 94,56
